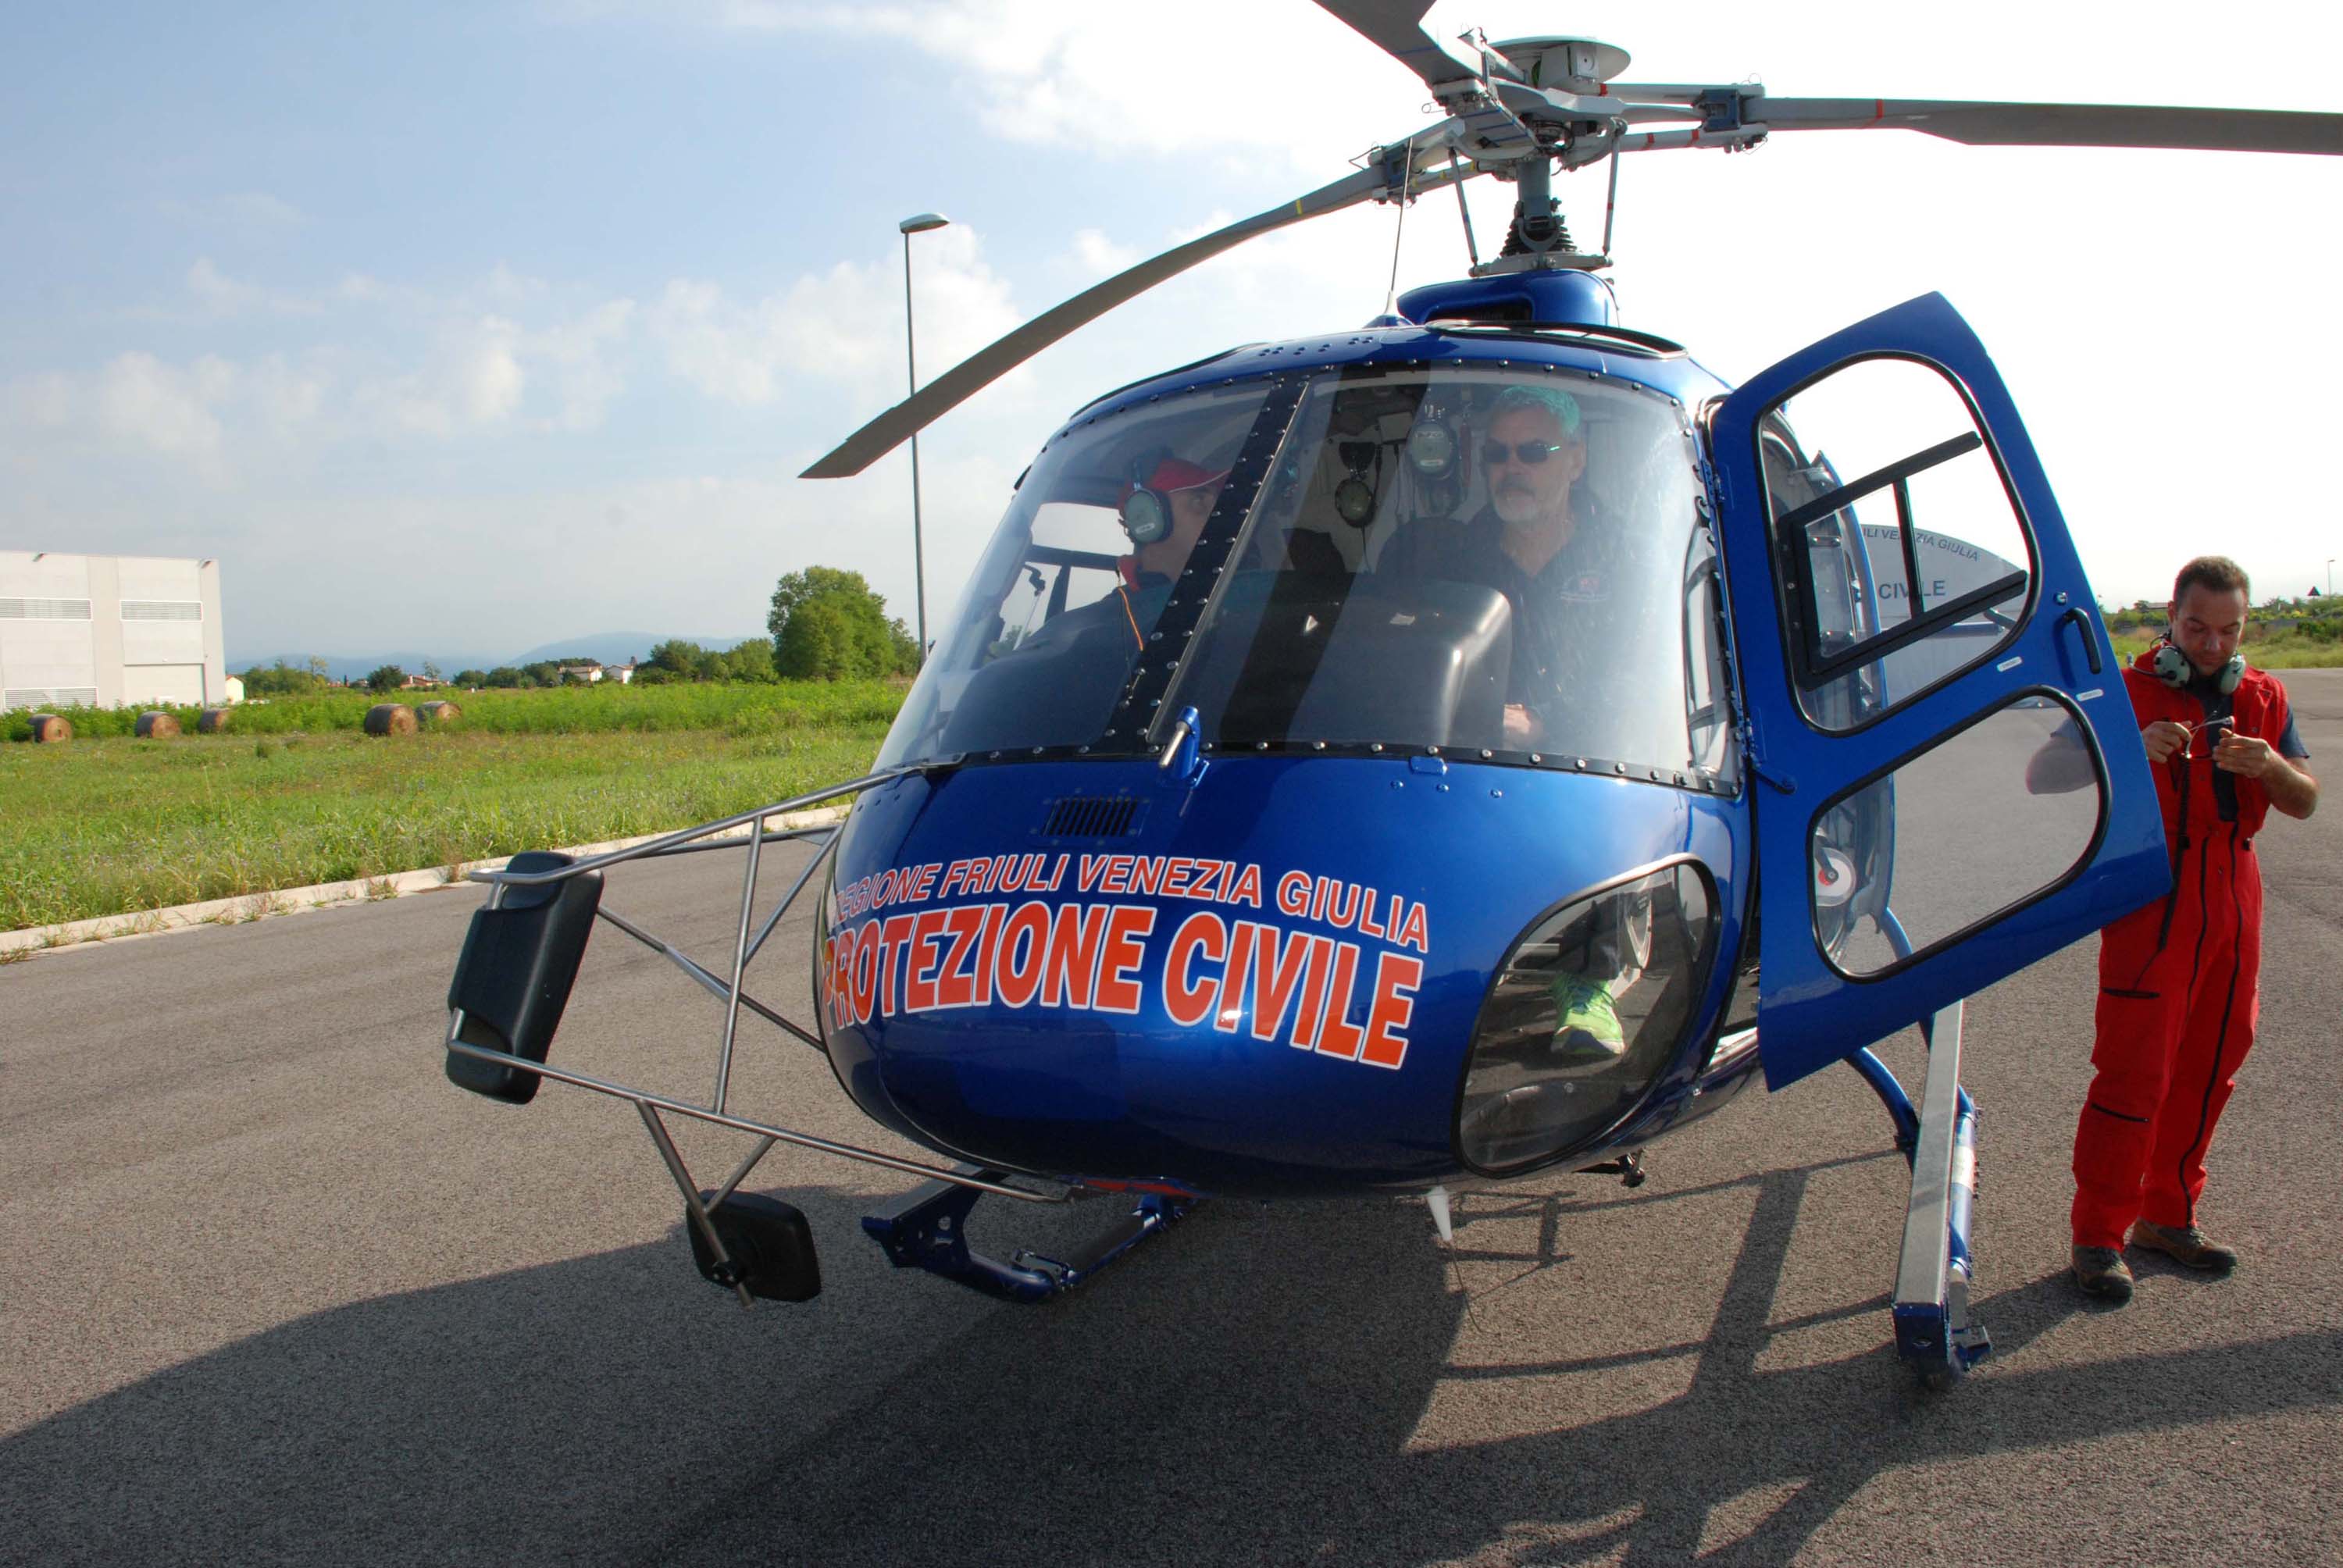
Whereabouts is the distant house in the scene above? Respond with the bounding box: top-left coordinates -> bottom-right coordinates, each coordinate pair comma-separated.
400,673 -> 444,690
556,663 -> 606,684
610,657 -> 637,686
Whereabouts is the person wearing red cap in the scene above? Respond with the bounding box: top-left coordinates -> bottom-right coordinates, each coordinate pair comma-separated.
1123,456 -> 1228,591
990,453 -> 1226,670
2033,556 -> 2317,1303
1097,455 -> 1227,650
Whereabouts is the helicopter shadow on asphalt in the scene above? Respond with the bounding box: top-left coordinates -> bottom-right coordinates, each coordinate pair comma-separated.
5,1151 -> 2338,1567
642,1151 -> 2343,1567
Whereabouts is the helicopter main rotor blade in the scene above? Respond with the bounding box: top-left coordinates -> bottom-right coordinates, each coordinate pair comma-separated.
1752,98 -> 2343,155
1310,0 -> 1486,93
802,151 -> 1470,480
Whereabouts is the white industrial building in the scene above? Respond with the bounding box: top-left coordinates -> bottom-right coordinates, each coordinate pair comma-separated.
0,552 -> 228,711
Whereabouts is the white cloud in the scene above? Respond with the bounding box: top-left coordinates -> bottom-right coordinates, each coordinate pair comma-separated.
461,319 -> 527,424
243,355 -> 331,440
1070,229 -> 1139,278
650,223 -> 1025,415
637,0 -> 1418,169
526,298 -> 636,431
355,315 -> 529,436
93,352 -> 234,458
184,258 -> 323,319
335,273 -> 397,304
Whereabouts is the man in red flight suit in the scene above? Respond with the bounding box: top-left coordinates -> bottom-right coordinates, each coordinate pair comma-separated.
2044,558 -> 2318,1304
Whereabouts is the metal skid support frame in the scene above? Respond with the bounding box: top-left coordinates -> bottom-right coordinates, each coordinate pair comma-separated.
862,1171 -> 1194,1304
1835,905 -> 1987,1385
1885,1002 -> 1990,1385
442,766 -> 1075,1309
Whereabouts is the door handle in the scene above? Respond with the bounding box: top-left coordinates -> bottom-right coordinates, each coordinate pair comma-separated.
2057,606 -> 2102,675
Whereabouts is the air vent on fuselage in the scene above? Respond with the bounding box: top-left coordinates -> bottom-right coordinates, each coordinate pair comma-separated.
1039,795 -> 1144,839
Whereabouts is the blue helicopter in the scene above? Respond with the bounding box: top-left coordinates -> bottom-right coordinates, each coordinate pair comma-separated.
441,4 -> 2343,1388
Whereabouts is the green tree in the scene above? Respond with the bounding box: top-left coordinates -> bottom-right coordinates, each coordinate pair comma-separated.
366,665 -> 408,693
482,666 -> 524,687
452,668 -> 490,688
646,639 -> 708,679
241,659 -> 327,697
886,616 -> 920,675
776,597 -> 856,680
720,637 -> 778,683
768,566 -> 908,680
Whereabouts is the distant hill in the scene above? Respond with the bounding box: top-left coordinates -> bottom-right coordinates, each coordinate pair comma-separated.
229,633 -> 768,682
502,633 -> 766,668
228,650 -> 490,683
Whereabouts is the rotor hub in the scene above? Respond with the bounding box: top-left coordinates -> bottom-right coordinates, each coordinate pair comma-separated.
1487,37 -> 1631,94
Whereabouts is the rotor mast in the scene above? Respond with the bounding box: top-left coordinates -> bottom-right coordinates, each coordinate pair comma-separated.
1461,36 -> 1632,276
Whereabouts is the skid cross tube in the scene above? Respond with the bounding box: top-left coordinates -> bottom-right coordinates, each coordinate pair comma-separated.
442,1032 -> 1071,1204
1891,1000 -> 1990,1383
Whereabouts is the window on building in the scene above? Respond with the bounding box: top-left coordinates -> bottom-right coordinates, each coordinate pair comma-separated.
4,687 -> 99,710
0,598 -> 94,620
119,600 -> 204,621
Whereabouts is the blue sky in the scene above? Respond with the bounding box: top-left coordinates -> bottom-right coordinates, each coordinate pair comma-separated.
5,1 -> 2340,665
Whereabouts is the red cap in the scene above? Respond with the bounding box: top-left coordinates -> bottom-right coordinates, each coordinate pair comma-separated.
1139,457 -> 1228,494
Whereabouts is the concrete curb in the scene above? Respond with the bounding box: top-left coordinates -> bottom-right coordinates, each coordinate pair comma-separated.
0,805 -> 847,960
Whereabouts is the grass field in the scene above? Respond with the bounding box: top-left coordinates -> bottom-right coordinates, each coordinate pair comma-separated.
2110,632 -> 2343,668
0,681 -> 901,932
1,678 -> 902,742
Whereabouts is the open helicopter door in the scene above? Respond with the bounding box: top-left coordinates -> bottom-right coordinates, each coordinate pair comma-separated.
1709,292 -> 2170,1091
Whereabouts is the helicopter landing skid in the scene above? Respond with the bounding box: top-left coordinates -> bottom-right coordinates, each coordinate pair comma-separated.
1881,1001 -> 1991,1390
863,1171 -> 1194,1304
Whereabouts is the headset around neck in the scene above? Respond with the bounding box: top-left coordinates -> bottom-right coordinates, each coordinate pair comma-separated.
2150,630 -> 2244,696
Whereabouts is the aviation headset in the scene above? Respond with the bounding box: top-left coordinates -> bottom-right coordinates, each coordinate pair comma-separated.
1118,451 -> 1228,547
1119,486 -> 1174,547
2150,632 -> 2245,694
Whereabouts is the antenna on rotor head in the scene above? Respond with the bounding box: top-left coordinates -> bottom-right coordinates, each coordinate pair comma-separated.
1379,134 -> 1421,321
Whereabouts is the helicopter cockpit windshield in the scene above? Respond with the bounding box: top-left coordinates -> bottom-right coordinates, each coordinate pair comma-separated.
877,365 -> 1731,785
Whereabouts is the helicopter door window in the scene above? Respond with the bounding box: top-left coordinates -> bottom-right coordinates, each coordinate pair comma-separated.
1757,357 -> 2034,734
1816,692 -> 2104,978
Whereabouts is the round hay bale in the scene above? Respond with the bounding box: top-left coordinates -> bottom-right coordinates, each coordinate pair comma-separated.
363,703 -> 419,737
416,700 -> 462,726
134,711 -> 183,739
28,714 -> 71,743
197,707 -> 233,733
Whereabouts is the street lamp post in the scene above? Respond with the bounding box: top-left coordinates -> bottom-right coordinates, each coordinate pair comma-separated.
2328,557 -> 2335,597
900,212 -> 950,660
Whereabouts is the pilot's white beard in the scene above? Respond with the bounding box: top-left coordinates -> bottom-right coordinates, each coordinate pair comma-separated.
1492,486 -> 1546,527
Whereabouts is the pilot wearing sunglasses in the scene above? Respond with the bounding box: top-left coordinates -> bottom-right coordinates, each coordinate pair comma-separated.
1378,383 -> 1604,748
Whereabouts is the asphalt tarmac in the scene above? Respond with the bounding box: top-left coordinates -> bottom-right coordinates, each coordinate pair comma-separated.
4,672 -> 2338,1566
